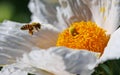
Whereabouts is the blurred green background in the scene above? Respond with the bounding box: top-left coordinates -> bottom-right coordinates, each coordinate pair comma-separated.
0,0 -> 31,23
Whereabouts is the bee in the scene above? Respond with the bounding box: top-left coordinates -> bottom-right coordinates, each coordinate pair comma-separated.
20,22 -> 41,35
69,26 -> 78,36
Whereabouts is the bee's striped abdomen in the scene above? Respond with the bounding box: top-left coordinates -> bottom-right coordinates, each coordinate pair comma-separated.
20,24 -> 33,30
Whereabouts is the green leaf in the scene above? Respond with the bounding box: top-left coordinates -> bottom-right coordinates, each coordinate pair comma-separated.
28,73 -> 36,75
0,66 -> 3,71
99,64 -> 112,75
92,59 -> 120,75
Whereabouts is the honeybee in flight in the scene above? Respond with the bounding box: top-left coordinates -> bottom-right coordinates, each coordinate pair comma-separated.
20,22 -> 41,35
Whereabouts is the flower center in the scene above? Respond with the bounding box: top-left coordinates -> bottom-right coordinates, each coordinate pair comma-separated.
56,21 -> 109,54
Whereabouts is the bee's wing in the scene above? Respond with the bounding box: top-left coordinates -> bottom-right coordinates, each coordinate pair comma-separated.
0,20 -> 59,65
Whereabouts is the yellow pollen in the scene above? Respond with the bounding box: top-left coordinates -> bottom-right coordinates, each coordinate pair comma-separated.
100,7 -> 106,13
103,16 -> 106,21
56,21 -> 109,54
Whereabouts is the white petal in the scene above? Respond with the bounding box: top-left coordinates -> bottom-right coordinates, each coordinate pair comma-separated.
20,47 -> 97,75
43,0 -> 58,4
0,20 -> 58,64
0,62 -> 54,75
83,0 -> 107,27
0,21 -> 32,64
28,0 -> 61,30
0,69 -> 27,75
99,28 -> 120,62
29,23 -> 59,48
104,0 -> 120,34
56,0 -> 92,28
28,0 -> 92,30
84,0 -> 120,34
0,63 -> 29,75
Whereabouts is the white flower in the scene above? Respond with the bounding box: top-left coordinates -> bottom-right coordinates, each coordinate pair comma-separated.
0,0 -> 120,75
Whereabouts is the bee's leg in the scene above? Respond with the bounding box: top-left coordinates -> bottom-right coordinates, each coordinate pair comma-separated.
38,25 -> 41,29
35,26 -> 39,32
29,28 -> 33,35
29,30 -> 33,35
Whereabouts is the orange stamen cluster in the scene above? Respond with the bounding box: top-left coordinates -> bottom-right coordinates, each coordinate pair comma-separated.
56,21 -> 109,53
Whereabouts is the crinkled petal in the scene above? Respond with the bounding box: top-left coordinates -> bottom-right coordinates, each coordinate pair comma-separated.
29,23 -> 59,48
0,64 -> 28,75
83,0 -> 120,34
19,47 -> 97,75
56,0 -> 92,28
103,0 -> 120,34
0,62 -> 53,75
28,0 -> 92,30
99,28 -> 120,62
0,20 -> 58,64
28,0 -> 120,33
28,0 -> 59,27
